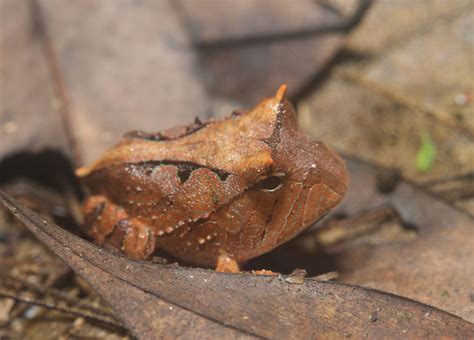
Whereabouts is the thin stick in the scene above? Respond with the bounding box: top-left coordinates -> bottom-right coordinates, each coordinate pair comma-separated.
0,288 -> 124,329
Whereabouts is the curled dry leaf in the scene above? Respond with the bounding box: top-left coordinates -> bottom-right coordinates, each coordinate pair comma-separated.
1,188 -> 473,339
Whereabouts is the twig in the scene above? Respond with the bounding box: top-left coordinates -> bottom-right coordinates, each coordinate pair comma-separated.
29,0 -> 82,166
422,172 -> 474,186
4,265 -> 70,327
2,274 -> 114,321
0,288 -> 124,330
315,205 -> 412,247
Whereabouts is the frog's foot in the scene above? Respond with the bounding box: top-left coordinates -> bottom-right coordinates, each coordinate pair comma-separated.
82,195 -> 156,260
122,218 -> 156,260
216,252 -> 240,273
82,195 -> 127,245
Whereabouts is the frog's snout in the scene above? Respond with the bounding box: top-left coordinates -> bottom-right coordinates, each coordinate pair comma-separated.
324,144 -> 349,195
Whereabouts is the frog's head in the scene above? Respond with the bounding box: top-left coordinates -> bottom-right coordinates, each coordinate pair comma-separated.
249,85 -> 349,249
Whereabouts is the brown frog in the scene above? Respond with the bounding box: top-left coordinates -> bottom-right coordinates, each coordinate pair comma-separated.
76,85 -> 348,272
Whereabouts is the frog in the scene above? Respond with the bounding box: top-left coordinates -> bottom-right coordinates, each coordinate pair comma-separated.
76,85 -> 348,272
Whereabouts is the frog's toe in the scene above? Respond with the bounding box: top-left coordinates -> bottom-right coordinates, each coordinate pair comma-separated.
82,195 -> 127,245
251,269 -> 278,276
216,252 -> 240,273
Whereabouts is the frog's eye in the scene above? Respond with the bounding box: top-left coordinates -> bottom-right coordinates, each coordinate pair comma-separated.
259,172 -> 285,192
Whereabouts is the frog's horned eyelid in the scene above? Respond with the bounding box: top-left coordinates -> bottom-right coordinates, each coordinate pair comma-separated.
76,166 -> 91,177
275,84 -> 288,103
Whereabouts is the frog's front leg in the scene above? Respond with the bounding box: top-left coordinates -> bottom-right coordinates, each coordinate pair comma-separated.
82,195 -> 156,260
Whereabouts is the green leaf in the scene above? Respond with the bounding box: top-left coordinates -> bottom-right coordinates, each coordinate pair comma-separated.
416,131 -> 436,173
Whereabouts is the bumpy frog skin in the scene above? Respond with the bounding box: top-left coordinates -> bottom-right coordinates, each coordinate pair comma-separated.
77,85 -> 348,272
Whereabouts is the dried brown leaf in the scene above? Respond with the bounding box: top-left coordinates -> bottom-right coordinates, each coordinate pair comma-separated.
0,0 -> 71,158
1,188 -> 473,339
177,0 -> 368,105
330,158 -> 474,322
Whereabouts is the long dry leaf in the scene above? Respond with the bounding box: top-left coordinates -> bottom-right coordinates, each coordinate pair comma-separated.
1,187 -> 473,339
